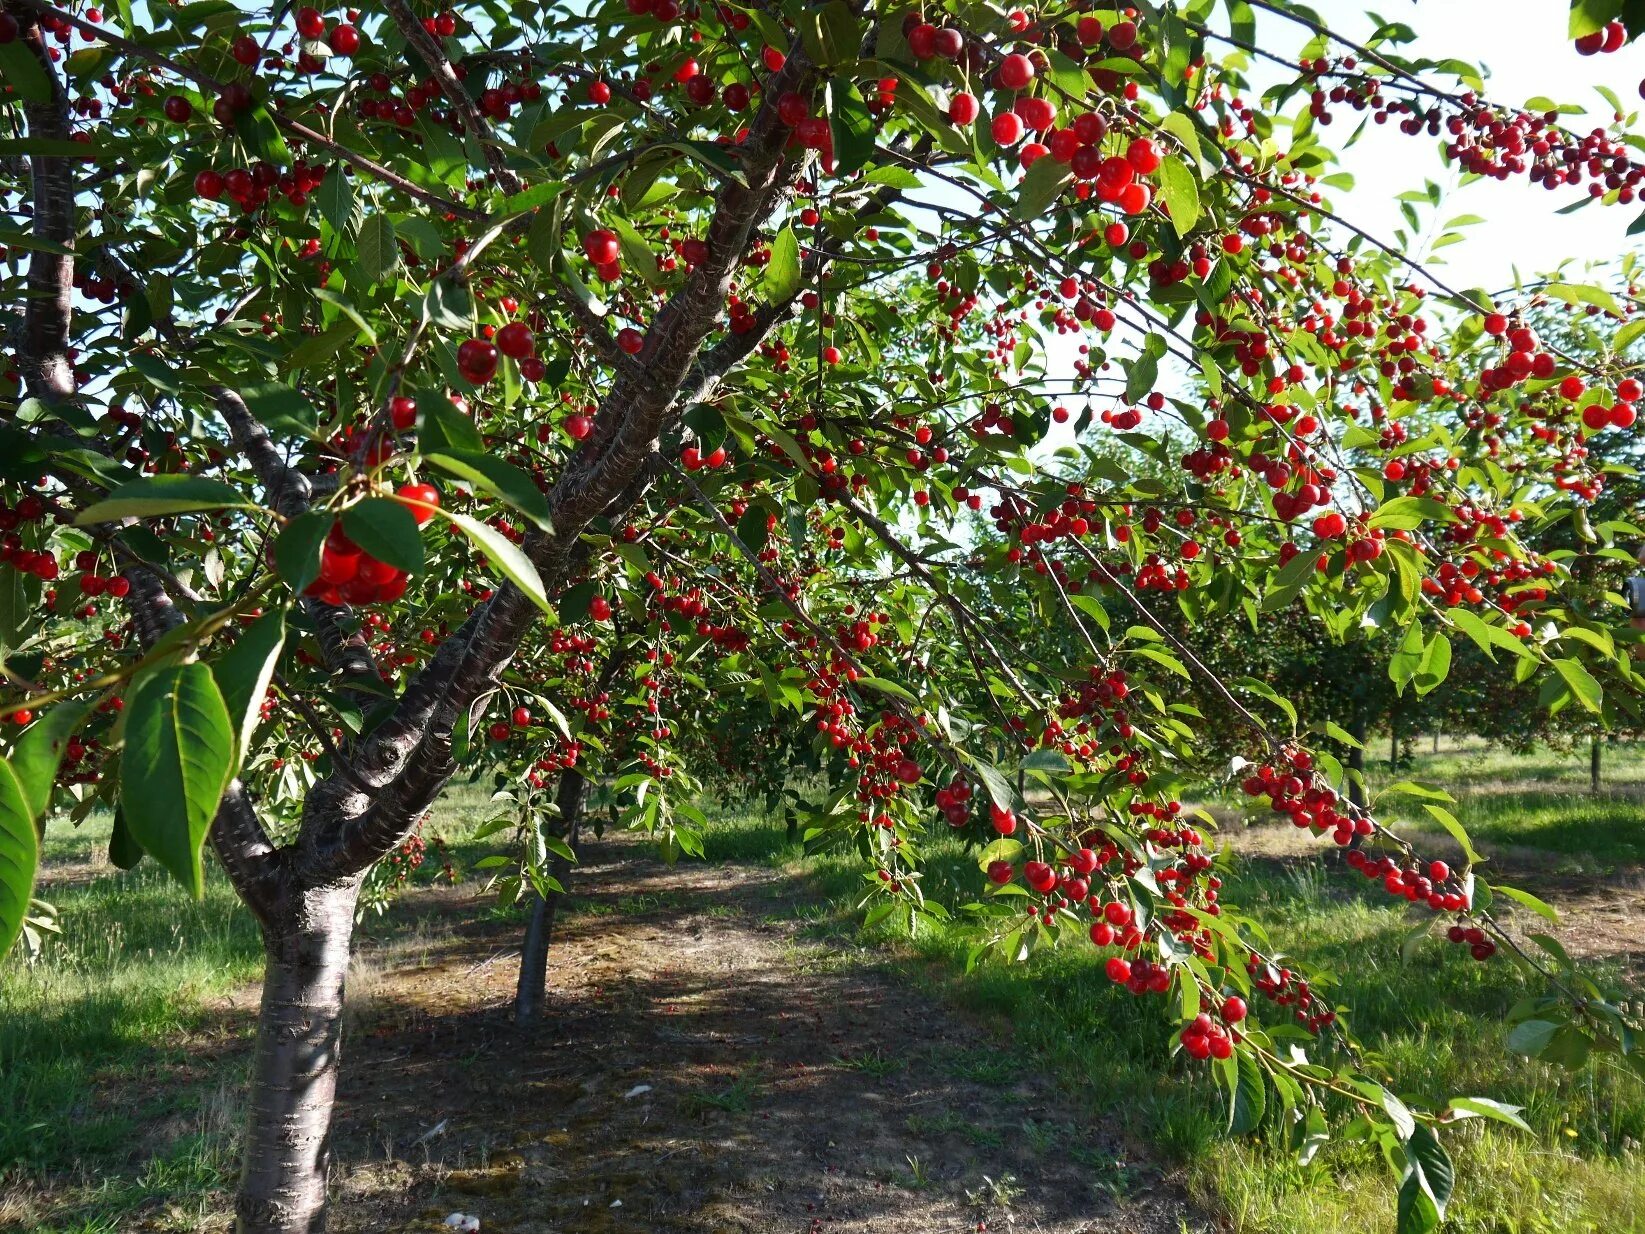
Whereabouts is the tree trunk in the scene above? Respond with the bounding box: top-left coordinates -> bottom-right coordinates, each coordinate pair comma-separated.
1591,735 -> 1602,794
514,768 -> 585,1024
236,879 -> 361,1234
1346,712 -> 1367,812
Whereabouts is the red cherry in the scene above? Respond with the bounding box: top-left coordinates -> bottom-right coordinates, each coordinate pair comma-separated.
1222,996 -> 1247,1023
566,413 -> 593,440
617,327 -> 644,354
589,595 -> 613,621
395,483 -> 440,524
512,705 -> 532,728
389,395 -> 417,430
327,23 -> 360,54
496,321 -> 535,359
582,228 -> 621,265
997,52 -> 1034,90
948,92 -> 979,126
457,338 -> 499,382
588,80 -> 612,105
194,169 -> 225,199
489,721 -> 512,742
295,6 -> 325,38
163,95 -> 193,123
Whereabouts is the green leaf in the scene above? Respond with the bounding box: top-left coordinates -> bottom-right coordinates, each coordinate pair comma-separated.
240,381 -> 318,438
827,80 -> 877,176
977,838 -> 1023,871
1505,1018 -> 1559,1056
1369,495 -> 1453,531
342,497 -> 424,573
1447,1097 -> 1532,1132
425,452 -> 552,531
233,100 -> 292,169
1570,0 -> 1623,38
1228,1050 -> 1266,1133
1552,658 -> 1602,713
1545,281 -> 1624,316
75,475 -> 250,525
764,226 -> 803,303
0,759 -> 38,958
607,216 -> 662,287
212,608 -> 286,761
1422,803 -> 1482,865
855,676 -> 919,704
434,507 -> 556,619
1414,631 -> 1451,696
1013,156 -> 1072,221
316,167 -> 357,238
0,40 -> 53,104
108,807 -> 144,870
800,0 -> 860,66
119,663 -> 236,899
416,387 -> 485,452
274,510 -> 331,593
1389,621 -> 1426,695
357,212 -> 400,285
8,704 -> 88,820
1158,155 -> 1201,236
1488,881 -> 1561,924
1398,1124 -> 1454,1232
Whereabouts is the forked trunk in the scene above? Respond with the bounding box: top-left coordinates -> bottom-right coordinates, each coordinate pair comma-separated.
514,768 -> 585,1024
236,880 -> 361,1234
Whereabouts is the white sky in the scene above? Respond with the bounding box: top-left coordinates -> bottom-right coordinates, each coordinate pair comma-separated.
1266,0 -> 1645,289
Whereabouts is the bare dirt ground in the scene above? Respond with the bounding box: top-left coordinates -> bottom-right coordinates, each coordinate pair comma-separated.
312,838 -> 1204,1233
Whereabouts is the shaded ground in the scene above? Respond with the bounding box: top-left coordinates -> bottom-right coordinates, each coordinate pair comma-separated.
4,834 -> 1200,1233
324,838 -> 1201,1234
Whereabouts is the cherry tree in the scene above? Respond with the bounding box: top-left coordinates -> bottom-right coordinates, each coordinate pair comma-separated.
2,1 -> 1644,1231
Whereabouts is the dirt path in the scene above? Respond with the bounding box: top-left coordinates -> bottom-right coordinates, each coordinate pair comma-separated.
325,838 -> 1203,1234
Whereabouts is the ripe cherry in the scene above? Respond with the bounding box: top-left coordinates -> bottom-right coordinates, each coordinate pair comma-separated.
496,321 -> 535,359
997,52 -> 1035,90
457,338 -> 499,383
163,96 -> 193,123
589,595 -> 612,621
327,23 -> 360,54
565,413 -> 593,440
949,92 -> 979,126
583,228 -> 621,265
512,705 -> 532,728
395,483 -> 440,524
295,6 -> 325,38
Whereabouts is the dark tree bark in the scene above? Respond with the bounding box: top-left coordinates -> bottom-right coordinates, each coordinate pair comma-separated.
1591,735 -> 1602,794
514,767 -> 585,1024
1346,711 -> 1368,811
236,880 -> 362,1234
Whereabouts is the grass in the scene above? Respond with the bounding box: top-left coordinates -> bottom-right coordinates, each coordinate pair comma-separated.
4,750 -> 1642,1233
699,741 -> 1645,1234
1339,736 -> 1645,870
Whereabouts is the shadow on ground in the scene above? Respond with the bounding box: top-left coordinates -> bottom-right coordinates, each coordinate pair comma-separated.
325,839 -> 1202,1234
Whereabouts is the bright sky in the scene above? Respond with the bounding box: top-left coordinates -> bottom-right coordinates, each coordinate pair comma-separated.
1262,0 -> 1645,290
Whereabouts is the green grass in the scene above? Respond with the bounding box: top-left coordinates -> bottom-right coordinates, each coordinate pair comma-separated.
5,754 -> 1642,1233
1364,738 -> 1645,870
699,743 -> 1645,1234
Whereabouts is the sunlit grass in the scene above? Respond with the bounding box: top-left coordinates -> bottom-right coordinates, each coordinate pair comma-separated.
700,743 -> 1645,1234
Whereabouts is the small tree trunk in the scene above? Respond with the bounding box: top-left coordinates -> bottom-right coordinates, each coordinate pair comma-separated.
236,880 -> 361,1234
1346,713 -> 1368,812
514,768 -> 585,1024
1591,735 -> 1602,794
1433,728 -> 1440,754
